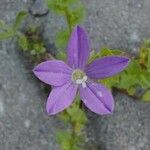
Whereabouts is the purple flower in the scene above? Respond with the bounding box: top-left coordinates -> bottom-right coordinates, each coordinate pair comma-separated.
33,25 -> 129,115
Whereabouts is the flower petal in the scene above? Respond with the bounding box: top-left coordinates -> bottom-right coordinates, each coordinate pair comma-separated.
33,60 -> 72,86
46,81 -> 77,115
79,81 -> 114,115
67,25 -> 90,69
85,56 -> 129,79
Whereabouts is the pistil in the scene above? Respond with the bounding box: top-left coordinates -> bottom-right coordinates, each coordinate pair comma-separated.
72,69 -> 87,88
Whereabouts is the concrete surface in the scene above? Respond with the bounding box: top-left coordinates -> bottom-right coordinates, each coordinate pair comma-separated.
0,0 -> 150,150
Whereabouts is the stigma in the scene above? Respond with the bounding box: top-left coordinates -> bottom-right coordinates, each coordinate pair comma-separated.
72,69 -> 88,88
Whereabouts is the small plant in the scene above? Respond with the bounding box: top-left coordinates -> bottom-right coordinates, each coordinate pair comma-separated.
33,26 -> 129,150
0,11 -> 47,62
89,47 -> 150,102
45,0 -> 85,49
0,11 -> 28,40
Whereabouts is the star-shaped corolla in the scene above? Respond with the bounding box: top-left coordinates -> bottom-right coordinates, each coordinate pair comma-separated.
33,25 -> 129,115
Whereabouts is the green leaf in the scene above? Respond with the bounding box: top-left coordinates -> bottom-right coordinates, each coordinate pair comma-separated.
99,47 -> 122,57
17,32 -> 28,51
56,131 -> 72,150
138,71 -> 150,88
58,111 -> 70,123
142,90 -> 150,102
127,87 -> 136,95
117,73 -> 137,89
0,20 -> 5,29
45,0 -> 65,14
0,28 -> 15,40
139,39 -> 150,69
13,11 -> 28,30
32,42 -> 46,54
55,29 -> 69,49
147,50 -> 150,71
56,51 -> 67,60
67,104 -> 87,125
88,47 -> 122,63
89,48 -> 150,98
45,0 -> 85,51
45,0 -> 77,13
56,130 -> 83,150
125,60 -> 141,74
69,5 -> 85,26
100,74 -> 120,90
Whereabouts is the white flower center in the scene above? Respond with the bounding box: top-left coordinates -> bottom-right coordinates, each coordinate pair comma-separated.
72,69 -> 87,88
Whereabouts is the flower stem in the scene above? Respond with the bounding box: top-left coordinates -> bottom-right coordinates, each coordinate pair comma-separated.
67,99 -> 85,150
70,122 -> 76,150
64,8 -> 72,35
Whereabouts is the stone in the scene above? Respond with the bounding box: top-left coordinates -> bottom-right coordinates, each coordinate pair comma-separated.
43,0 -> 150,53
29,0 -> 49,17
86,93 -> 150,150
82,0 -> 150,52
0,0 -> 150,150
0,40 -> 60,150
0,0 -> 58,149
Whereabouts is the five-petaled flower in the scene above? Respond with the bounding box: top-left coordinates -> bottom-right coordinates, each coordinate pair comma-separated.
33,25 -> 129,115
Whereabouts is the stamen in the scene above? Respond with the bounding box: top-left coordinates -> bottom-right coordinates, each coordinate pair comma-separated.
76,79 -> 82,84
83,76 -> 87,82
82,82 -> 86,88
